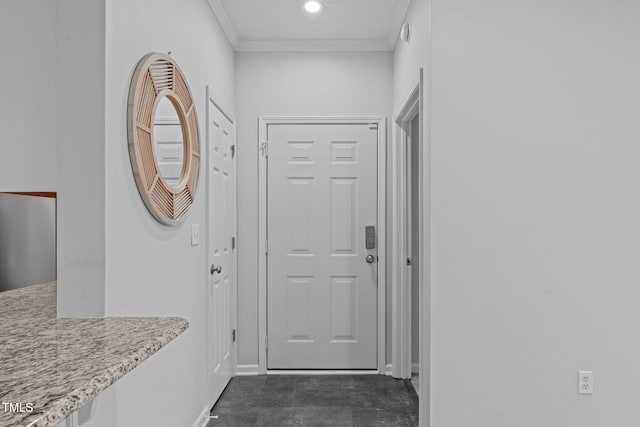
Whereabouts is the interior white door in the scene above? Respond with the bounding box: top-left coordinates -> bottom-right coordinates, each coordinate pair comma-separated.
267,123 -> 378,369
207,98 -> 236,403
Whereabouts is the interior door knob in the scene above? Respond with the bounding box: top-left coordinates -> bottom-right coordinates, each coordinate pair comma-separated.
210,264 -> 222,275
365,255 -> 375,264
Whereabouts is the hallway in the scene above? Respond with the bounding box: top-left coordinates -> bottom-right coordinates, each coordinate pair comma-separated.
4,0 -> 639,424
208,375 -> 418,426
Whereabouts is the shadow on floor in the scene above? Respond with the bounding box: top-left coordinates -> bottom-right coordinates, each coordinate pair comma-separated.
207,375 -> 418,427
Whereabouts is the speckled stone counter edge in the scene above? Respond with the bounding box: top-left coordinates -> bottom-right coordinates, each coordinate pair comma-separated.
0,282 -> 189,427
33,318 -> 189,427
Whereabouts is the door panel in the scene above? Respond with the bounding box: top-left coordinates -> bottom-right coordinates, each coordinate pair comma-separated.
207,100 -> 235,404
267,123 -> 378,369
330,178 -> 357,254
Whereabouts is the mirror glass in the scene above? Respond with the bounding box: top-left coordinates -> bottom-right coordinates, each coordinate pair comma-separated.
152,96 -> 185,187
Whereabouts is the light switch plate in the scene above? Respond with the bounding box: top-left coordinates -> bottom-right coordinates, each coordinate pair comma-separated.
191,224 -> 200,246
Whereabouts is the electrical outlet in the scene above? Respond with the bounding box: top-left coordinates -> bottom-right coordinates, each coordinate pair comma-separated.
191,224 -> 200,246
578,371 -> 593,394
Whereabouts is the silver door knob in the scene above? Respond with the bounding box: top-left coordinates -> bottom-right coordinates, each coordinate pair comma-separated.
210,264 -> 222,275
366,255 -> 375,264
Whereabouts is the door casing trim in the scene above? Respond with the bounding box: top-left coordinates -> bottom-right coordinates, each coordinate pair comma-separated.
258,116 -> 387,374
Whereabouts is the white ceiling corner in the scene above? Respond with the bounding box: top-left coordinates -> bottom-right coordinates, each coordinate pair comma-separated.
207,0 -> 239,50
387,0 -> 412,50
208,0 -> 414,52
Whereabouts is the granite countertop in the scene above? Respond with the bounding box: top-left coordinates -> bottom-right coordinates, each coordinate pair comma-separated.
0,282 -> 189,427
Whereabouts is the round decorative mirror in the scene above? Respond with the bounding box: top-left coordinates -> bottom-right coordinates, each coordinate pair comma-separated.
127,53 -> 200,225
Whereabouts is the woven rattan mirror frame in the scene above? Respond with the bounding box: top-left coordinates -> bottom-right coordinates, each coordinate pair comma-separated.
127,53 -> 200,225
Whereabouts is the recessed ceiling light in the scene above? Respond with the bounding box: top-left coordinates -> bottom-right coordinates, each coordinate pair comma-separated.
304,0 -> 322,13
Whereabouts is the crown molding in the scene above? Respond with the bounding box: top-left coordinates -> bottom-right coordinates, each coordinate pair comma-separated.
207,0 -> 239,50
237,39 -> 392,53
387,0 -> 412,50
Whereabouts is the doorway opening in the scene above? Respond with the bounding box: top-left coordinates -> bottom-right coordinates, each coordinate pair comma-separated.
391,67 -> 425,389
407,113 -> 421,391
390,68 -> 429,425
0,192 -> 57,292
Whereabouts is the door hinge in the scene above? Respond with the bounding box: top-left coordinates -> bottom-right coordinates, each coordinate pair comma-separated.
265,336 -> 268,351
230,144 -> 236,158
265,239 -> 268,254
260,141 -> 269,157
369,122 -> 379,130
232,236 -> 236,250
232,329 -> 236,342
407,257 -> 412,266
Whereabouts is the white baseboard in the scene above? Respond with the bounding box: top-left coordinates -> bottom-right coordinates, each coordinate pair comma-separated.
237,364 -> 260,376
385,363 -> 393,376
238,365 -> 385,376
191,405 -> 210,427
267,370 -> 378,375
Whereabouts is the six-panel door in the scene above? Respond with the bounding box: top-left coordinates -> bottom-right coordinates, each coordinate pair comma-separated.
208,101 -> 236,402
267,123 -> 378,369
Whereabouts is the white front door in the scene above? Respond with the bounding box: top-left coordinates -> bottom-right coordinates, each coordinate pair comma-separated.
267,123 -> 379,369
207,95 -> 236,403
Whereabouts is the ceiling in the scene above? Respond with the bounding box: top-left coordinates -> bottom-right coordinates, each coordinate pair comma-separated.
207,0 -> 412,52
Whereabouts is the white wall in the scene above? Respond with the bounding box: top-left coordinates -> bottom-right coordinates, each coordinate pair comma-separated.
0,0 -> 107,317
235,51 -> 393,368
56,0 -> 107,318
393,0 -> 430,113
99,0 -> 235,425
430,0 -> 640,425
0,0 -> 57,191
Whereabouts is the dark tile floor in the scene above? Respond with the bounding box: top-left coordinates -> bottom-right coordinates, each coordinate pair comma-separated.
207,375 -> 418,427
